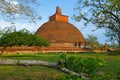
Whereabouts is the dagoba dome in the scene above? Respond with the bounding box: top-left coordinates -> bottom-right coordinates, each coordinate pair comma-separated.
36,6 -> 86,47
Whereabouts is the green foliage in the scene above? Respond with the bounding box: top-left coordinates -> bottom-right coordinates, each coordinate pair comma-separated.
92,74 -> 112,80
0,27 -> 50,54
0,27 -> 50,47
117,71 -> 120,79
58,73 -> 112,80
60,54 -> 106,75
58,75 -> 82,80
74,0 -> 120,45
109,43 -> 119,48
0,53 -> 120,79
108,50 -> 120,55
86,35 -> 100,48
86,35 -> 98,44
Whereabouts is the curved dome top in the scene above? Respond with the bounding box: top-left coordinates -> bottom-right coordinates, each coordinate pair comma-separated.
35,21 -> 86,43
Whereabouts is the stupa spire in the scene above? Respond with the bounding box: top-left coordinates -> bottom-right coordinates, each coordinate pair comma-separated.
56,6 -> 62,14
49,6 -> 68,22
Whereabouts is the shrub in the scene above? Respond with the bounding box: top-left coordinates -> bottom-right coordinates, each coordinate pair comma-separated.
117,71 -> 120,79
58,75 -> 83,80
59,54 -> 106,77
108,50 -> 120,55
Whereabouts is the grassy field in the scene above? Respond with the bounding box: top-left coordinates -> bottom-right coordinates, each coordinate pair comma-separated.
0,53 -> 120,80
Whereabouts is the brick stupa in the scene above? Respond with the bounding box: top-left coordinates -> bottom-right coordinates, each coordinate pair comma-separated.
36,6 -> 86,47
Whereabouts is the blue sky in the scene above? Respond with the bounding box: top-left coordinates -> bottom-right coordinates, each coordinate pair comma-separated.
0,0 -> 108,44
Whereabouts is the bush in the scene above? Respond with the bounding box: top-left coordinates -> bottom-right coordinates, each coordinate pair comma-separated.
60,54 -> 106,76
108,50 -> 120,55
58,75 -> 83,80
117,71 -> 120,79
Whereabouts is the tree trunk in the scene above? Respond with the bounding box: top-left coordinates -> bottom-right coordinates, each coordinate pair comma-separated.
118,33 -> 120,47
0,59 -> 88,79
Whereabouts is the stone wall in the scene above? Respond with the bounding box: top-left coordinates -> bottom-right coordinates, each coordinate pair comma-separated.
0,46 -> 107,54
0,46 -> 92,54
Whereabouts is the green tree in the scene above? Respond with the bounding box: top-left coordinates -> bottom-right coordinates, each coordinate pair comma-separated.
59,54 -> 106,79
0,0 -> 41,22
74,0 -> 120,46
86,35 -> 99,48
109,43 -> 119,48
0,27 -> 50,54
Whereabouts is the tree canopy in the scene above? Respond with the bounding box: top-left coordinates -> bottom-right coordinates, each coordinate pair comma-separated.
0,27 -> 50,54
86,35 -> 99,48
0,0 -> 41,22
74,0 -> 120,46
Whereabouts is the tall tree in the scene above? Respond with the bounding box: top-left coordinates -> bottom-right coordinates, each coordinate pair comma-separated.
0,0 -> 41,22
74,0 -> 120,46
0,27 -> 50,54
86,35 -> 99,48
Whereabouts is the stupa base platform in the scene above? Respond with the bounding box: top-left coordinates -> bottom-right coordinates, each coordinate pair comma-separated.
0,46 -> 107,54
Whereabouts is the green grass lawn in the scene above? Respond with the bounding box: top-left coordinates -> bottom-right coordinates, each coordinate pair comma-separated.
0,53 -> 120,80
